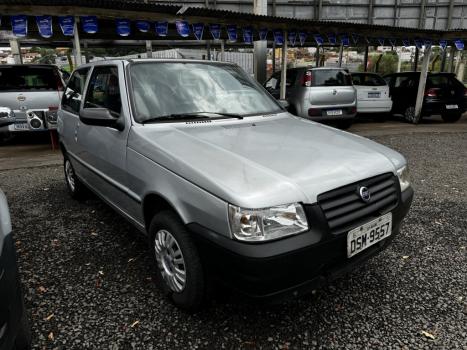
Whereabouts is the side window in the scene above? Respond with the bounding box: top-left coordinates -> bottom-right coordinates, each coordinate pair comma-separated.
394,75 -> 412,88
265,73 -> 280,90
62,68 -> 90,114
84,66 -> 122,116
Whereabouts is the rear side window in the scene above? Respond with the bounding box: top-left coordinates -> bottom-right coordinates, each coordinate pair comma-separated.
265,70 -> 297,90
0,66 -> 61,91
394,75 -> 418,88
312,70 -> 352,87
352,74 -> 386,86
62,68 -> 90,114
84,66 -> 121,116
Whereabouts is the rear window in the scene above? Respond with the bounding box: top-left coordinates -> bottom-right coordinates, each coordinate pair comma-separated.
427,74 -> 464,89
0,66 -> 60,91
352,74 -> 386,86
312,70 -> 352,87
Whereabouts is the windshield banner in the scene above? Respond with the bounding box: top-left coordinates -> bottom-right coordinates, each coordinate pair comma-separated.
259,28 -> 268,41
288,30 -> 297,46
136,20 -> 150,33
81,16 -> 98,34
454,39 -> 464,50
402,39 -> 410,47
341,34 -> 350,47
298,30 -> 307,46
116,18 -> 131,37
209,24 -> 221,40
58,16 -> 74,36
155,21 -> 168,36
176,20 -> 190,37
36,16 -> 53,38
273,29 -> 284,45
243,26 -> 253,44
313,33 -> 324,46
439,39 -> 447,50
192,23 -> 204,40
227,25 -> 237,42
11,15 -> 28,37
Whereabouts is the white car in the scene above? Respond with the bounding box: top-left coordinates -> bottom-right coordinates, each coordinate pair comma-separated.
352,72 -> 393,117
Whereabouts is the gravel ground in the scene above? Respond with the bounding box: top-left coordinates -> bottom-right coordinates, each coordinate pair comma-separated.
1,132 -> 466,350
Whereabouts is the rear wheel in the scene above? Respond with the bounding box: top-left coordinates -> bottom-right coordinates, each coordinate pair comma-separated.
403,106 -> 416,123
336,119 -> 353,130
373,113 -> 388,122
441,111 -> 462,123
64,155 -> 87,199
149,211 -> 206,311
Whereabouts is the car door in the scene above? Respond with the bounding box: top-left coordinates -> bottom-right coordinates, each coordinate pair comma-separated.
58,67 -> 90,163
77,64 -> 140,222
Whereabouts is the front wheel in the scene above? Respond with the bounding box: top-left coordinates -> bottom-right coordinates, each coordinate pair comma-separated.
441,111 -> 462,123
149,211 -> 206,311
403,106 -> 417,123
64,156 -> 87,199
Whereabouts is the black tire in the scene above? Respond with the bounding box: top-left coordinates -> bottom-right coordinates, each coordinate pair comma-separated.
403,106 -> 416,123
149,211 -> 205,311
336,119 -> 353,130
14,303 -> 31,350
63,155 -> 87,199
373,113 -> 388,122
441,111 -> 462,123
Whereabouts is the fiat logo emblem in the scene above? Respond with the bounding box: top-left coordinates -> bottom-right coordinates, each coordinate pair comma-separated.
17,95 -> 26,102
359,186 -> 371,202
332,89 -> 337,95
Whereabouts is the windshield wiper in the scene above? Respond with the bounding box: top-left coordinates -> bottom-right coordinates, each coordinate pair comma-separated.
143,112 -> 243,124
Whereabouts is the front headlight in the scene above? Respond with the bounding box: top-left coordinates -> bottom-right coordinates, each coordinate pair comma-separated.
228,203 -> 309,242
397,165 -> 410,192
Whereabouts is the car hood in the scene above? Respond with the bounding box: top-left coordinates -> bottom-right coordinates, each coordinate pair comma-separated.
130,114 -> 406,208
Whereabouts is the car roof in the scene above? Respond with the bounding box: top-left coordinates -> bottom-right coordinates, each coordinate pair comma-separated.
0,64 -> 58,68
78,58 -> 238,69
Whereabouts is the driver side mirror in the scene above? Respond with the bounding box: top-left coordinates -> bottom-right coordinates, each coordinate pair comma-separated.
79,108 -> 124,131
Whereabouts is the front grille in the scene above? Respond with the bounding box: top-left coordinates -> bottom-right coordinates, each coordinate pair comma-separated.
318,173 -> 399,233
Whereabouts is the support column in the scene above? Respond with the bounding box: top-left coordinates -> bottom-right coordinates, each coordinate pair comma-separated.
338,43 -> 344,67
9,39 -> 22,64
220,40 -> 225,62
413,47 -> 419,71
73,17 -> 82,67
454,50 -> 462,75
414,46 -> 432,124
206,40 -> 211,60
253,0 -> 267,83
315,46 -> 320,67
272,0 -> 277,73
280,30 -> 288,100
448,47 -> 456,73
146,40 -> 153,58
440,50 -> 447,72
396,48 -> 402,72
363,46 -> 369,72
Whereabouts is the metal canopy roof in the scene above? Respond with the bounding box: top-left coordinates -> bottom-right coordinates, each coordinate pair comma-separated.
0,0 -> 465,46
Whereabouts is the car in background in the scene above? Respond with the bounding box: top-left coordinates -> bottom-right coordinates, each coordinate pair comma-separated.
0,64 -> 65,138
351,72 -> 392,119
0,185 -> 31,349
384,72 -> 466,123
264,67 -> 357,129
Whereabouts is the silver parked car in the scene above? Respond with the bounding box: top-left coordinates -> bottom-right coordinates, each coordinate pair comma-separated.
0,64 -> 64,138
58,59 -> 413,310
264,67 -> 357,128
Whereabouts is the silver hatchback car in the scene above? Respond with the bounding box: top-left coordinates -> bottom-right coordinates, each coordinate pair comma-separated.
58,59 -> 413,311
264,67 -> 357,128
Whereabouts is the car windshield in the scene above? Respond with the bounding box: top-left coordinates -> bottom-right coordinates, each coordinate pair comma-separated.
129,62 -> 282,123
0,66 -> 59,91
352,73 -> 386,86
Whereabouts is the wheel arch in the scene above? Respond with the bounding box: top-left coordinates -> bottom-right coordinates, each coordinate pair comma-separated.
142,192 -> 184,232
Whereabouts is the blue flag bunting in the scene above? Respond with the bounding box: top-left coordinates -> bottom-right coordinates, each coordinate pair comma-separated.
192,23 -> 204,40
81,16 -> 98,34
11,15 -> 28,37
227,25 -> 237,42
439,39 -> 447,50
424,39 -> 432,49
155,21 -> 168,36
351,33 -> 359,44
243,27 -> 253,44
454,39 -> 464,50
36,16 -> 53,38
414,39 -> 423,49
209,24 -> 221,40
288,30 -> 297,46
259,28 -> 268,41
176,20 -> 190,37
389,38 -> 396,47
116,18 -> 131,37
58,16 -> 74,36
327,33 -> 337,45
341,34 -> 350,47
273,29 -> 284,45
402,39 -> 410,47
314,34 -> 324,46
298,30 -> 307,46
377,38 -> 385,46
136,20 -> 150,33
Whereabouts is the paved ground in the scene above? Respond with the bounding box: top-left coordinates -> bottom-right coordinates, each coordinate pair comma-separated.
1,116 -> 466,349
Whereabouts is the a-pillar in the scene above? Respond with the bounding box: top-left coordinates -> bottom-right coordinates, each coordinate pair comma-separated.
280,30 -> 288,100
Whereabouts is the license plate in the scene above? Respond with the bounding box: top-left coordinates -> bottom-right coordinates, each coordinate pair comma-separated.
446,104 -> 458,109
327,109 -> 342,116
14,122 -> 29,130
347,212 -> 392,258
368,92 -> 380,98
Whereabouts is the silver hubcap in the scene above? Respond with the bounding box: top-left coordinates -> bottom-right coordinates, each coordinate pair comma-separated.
154,230 -> 186,293
405,106 -> 416,123
65,160 -> 76,192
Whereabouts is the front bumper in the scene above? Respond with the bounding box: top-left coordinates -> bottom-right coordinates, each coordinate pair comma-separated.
0,233 -> 24,350
189,187 -> 413,300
